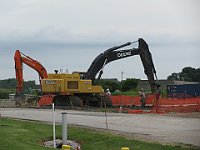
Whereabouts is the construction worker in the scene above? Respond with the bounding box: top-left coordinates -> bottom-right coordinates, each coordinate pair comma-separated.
106,89 -> 111,96
139,88 -> 146,107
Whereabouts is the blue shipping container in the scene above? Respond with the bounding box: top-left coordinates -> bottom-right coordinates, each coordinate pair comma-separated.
167,84 -> 200,98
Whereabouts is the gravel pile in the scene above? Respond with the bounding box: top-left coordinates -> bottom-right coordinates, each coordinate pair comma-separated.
44,139 -> 81,149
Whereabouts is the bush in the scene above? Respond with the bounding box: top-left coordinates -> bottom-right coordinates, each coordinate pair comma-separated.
121,78 -> 139,92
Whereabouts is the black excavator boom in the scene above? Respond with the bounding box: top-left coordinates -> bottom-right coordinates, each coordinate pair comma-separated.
85,38 -> 158,93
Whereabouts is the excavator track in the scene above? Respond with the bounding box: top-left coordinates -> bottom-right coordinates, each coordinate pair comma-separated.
39,94 -> 112,108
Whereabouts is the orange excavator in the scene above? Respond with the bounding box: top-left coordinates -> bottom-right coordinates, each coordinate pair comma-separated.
14,50 -> 48,103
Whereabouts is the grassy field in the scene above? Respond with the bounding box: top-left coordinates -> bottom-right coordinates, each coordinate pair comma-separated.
0,118 -> 197,150
0,88 -> 15,99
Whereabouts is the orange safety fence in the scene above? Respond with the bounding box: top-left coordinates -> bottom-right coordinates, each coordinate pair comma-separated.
110,95 -> 200,113
110,94 -> 156,106
38,95 -> 55,107
151,97 -> 200,113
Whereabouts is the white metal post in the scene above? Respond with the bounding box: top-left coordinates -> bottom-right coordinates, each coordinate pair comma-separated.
62,112 -> 68,145
52,103 -> 56,148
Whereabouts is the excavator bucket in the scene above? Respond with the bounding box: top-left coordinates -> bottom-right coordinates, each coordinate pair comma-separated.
38,95 -> 55,107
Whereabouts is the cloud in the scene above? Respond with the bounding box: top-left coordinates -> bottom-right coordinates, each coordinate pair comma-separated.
0,0 -> 199,82
0,0 -> 199,43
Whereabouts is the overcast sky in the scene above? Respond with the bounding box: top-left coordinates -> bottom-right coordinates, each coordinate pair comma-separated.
0,0 -> 199,83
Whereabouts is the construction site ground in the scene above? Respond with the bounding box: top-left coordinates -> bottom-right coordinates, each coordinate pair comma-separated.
163,112 -> 200,118
1,108 -> 200,148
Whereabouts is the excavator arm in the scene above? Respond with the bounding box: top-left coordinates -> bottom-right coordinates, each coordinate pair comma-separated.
138,38 -> 158,93
84,38 -> 158,93
14,50 -> 23,95
14,50 -> 48,95
85,42 -> 140,81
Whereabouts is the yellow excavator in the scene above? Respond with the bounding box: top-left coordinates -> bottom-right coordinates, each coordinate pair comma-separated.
40,72 -> 104,106
39,38 -> 158,107
14,50 -> 104,107
15,38 -> 158,107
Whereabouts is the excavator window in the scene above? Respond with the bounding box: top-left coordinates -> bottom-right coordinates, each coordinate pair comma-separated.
67,81 -> 78,89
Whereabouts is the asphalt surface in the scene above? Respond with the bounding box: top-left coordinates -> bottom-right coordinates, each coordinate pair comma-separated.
1,108 -> 200,147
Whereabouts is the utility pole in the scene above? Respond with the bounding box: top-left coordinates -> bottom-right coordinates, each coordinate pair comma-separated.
121,71 -> 124,81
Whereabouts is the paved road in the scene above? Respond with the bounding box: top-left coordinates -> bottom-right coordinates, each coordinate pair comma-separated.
1,108 -> 200,147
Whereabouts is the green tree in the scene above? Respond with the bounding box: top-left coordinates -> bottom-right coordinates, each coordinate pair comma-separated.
0,78 -> 16,89
121,78 -> 139,92
98,78 -> 140,92
98,80 -> 120,92
167,67 -> 200,82
167,73 -> 181,80
196,68 -> 200,82
23,80 -> 40,93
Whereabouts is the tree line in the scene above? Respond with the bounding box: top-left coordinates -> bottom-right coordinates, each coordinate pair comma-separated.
0,78 -> 39,98
0,77 -> 139,98
0,78 -> 139,92
0,66 -> 199,98
0,78 -> 39,90
167,67 -> 200,82
97,78 -> 139,92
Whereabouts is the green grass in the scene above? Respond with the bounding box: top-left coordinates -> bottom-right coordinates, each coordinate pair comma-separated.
0,118 -> 197,150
